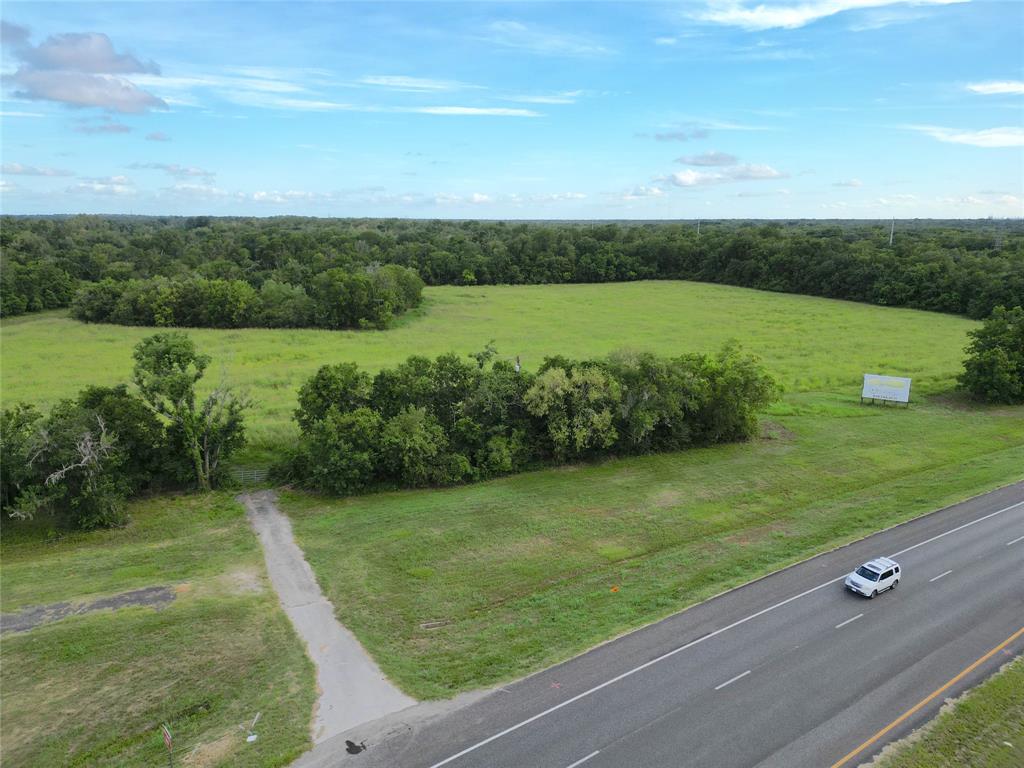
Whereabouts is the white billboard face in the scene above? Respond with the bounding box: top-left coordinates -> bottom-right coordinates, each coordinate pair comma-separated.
862,374 -> 912,403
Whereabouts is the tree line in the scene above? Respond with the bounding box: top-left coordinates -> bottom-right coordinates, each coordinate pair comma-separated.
1,333 -> 249,529
276,343 -> 779,495
69,264 -> 424,329
2,216 -> 1021,323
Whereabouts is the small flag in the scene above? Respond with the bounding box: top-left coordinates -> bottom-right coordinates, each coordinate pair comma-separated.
610,585 -> 619,593
161,723 -> 173,752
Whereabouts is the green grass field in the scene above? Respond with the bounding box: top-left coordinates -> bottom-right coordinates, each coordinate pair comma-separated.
0,281 -> 982,460
0,494 -> 315,768
871,656 -> 1024,768
2,280 -> 1022,732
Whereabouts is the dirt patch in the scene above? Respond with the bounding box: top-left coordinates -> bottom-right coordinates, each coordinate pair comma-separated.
760,420 -> 797,441
1,585 -> 175,634
650,489 -> 683,508
224,568 -> 265,595
185,731 -> 237,768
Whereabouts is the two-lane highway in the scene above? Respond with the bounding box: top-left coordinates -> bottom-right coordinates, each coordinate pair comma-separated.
299,482 -> 1024,768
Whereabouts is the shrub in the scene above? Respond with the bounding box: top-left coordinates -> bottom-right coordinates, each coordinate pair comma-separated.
959,306 -> 1024,403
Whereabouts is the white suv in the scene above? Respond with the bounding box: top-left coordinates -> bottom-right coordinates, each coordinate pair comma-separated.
845,556 -> 901,598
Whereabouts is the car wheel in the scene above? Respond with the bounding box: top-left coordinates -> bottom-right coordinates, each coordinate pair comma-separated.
891,579 -> 898,590
870,590 -> 877,599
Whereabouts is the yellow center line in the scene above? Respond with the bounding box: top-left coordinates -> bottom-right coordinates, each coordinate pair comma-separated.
828,625 -> 1024,768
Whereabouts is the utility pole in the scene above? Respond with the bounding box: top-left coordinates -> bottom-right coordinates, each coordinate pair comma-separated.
697,219 -> 701,237
888,218 -> 895,247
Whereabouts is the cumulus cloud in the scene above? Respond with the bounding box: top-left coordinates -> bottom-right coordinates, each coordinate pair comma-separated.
904,124 -> 1024,148
145,131 -> 171,142
2,22 -> 166,113
676,151 -> 738,166
658,163 -> 787,187
965,80 -> 1024,96
68,175 -> 135,195
622,185 -> 667,200
695,0 -> 966,31
2,162 -> 74,177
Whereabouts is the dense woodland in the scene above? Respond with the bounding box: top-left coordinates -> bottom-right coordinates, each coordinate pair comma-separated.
2,216 -> 1022,324
278,344 -> 778,495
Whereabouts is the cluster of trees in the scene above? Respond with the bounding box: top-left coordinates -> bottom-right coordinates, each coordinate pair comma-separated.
2,216 -> 1022,322
278,344 -> 778,495
959,305 -> 1024,404
69,264 -> 423,329
0,259 -> 77,316
1,333 -> 249,529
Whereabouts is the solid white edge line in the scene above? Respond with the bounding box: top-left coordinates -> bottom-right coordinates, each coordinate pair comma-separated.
1007,535 -> 1024,546
564,750 -> 600,768
929,570 -> 954,582
426,497 -> 1024,768
835,613 -> 863,629
714,669 -> 752,690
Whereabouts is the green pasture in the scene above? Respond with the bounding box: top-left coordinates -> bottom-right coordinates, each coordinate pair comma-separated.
0,281 -> 980,459
0,494 -> 315,767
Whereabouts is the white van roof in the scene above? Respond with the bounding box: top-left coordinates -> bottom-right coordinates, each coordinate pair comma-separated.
863,556 -> 899,572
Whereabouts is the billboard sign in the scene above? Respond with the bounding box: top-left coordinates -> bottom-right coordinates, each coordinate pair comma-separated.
861,374 -> 912,404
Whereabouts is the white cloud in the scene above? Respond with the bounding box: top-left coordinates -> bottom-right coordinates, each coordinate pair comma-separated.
469,192 -> 493,204
904,124 -> 1024,148
659,163 -> 787,187
2,162 -> 74,177
3,22 -> 166,113
833,178 -> 863,187
622,185 -> 666,200
654,36 -> 678,45
695,1 -> 967,31
0,110 -> 46,118
68,175 -> 135,195
965,80 -> 1024,96
145,131 -> 171,142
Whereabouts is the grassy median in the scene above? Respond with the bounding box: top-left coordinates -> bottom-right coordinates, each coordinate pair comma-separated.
872,655 -> 1024,768
0,493 -> 315,768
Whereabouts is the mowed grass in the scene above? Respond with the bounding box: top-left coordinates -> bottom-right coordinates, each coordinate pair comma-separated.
872,656 -> 1024,768
0,281 -> 980,458
281,392 -> 1024,699
0,494 -> 315,768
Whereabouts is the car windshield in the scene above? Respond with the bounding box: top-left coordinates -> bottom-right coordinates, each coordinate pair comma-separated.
856,566 -> 880,581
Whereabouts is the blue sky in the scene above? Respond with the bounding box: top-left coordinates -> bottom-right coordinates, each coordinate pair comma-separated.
2,1 -> 1022,218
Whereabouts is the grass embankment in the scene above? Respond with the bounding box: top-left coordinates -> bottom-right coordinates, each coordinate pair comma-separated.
871,656 -> 1024,768
282,393 -> 1024,699
0,280 -> 983,461
0,494 -> 315,767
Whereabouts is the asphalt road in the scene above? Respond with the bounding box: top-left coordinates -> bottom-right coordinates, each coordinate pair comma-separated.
306,482 -> 1024,768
